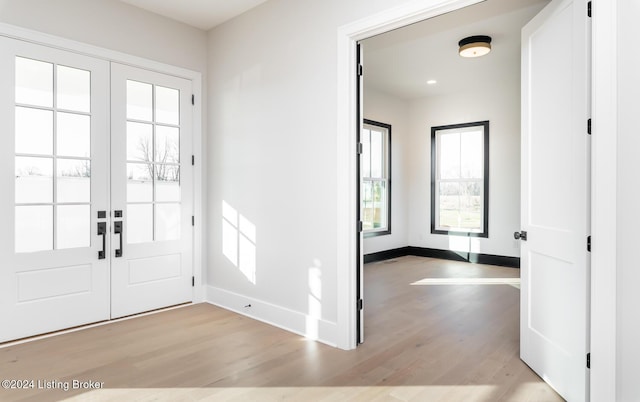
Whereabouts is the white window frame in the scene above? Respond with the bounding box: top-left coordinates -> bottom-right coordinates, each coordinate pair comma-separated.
431,121 -> 489,237
362,119 -> 391,237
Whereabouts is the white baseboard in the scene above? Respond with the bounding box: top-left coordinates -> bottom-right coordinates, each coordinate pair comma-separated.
206,286 -> 339,348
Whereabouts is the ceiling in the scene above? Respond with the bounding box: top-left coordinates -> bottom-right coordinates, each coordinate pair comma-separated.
361,0 -> 549,100
118,0 -> 548,98
119,0 -> 269,30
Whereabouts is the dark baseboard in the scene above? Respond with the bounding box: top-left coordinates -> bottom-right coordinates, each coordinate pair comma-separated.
364,246 -> 520,268
363,247 -> 411,264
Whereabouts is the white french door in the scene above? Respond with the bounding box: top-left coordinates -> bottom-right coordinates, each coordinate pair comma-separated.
0,37 -> 110,342
520,0 -> 590,400
0,37 -> 194,342
110,64 -> 193,318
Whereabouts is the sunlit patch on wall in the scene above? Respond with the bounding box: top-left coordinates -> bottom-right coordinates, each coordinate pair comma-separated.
306,259 -> 323,340
222,201 -> 257,284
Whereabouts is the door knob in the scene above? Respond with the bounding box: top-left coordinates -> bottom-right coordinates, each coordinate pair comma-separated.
514,231 -> 527,241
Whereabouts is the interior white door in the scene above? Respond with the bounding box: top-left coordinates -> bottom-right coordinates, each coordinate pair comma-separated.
0,37 -> 110,342
110,63 -> 193,318
520,0 -> 590,400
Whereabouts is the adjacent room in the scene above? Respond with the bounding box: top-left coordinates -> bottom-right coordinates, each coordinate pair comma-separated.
360,0 -> 543,263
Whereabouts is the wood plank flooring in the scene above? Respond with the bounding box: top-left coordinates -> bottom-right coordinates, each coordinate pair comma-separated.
0,256 -> 563,401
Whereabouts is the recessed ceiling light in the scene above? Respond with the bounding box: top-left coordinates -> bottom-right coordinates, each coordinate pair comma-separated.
427,80 -> 437,85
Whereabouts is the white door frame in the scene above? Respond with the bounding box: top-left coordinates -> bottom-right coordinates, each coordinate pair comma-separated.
0,23 -> 206,305
336,0 -> 617,400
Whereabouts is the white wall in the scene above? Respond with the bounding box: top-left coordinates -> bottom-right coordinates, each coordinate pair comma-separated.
206,0 -> 430,345
363,88 -> 410,254
616,2 -> 640,400
407,80 -> 521,258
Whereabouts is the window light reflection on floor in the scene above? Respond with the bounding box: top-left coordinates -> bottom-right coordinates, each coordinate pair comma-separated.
411,277 -> 520,288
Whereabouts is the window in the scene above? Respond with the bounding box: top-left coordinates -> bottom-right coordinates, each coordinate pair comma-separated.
362,119 -> 391,237
431,121 -> 489,237
14,56 -> 93,252
125,79 -> 181,244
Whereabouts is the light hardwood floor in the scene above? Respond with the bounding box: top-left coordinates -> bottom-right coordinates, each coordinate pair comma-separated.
0,256 -> 563,401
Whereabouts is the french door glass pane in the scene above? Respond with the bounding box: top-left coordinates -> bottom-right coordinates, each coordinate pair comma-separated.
156,166 -> 180,202
57,159 -> 91,203
127,163 -> 153,202
57,205 -> 90,249
127,204 -> 153,244
57,112 -> 90,158
15,107 -> 53,155
15,57 -> 53,107
155,126 -> 180,163
14,56 -> 93,254
126,80 -> 152,122
15,157 -> 53,204
15,206 -> 53,253
155,203 -> 180,241
155,86 -> 179,125
126,122 -> 153,162
125,80 -> 182,244
57,65 -> 90,113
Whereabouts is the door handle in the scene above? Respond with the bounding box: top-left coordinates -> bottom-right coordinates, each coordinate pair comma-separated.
514,230 -> 527,241
97,222 -> 106,259
114,221 -> 123,257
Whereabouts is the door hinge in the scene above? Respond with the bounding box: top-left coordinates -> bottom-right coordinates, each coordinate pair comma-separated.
357,142 -> 363,155
588,118 -> 592,135
192,155 -> 195,166
587,235 -> 591,252
358,298 -> 363,310
587,1 -> 592,18
192,276 -> 195,287
191,94 -> 195,105
358,64 -> 363,77
587,352 -> 591,368
192,216 -> 195,226
358,221 -> 363,233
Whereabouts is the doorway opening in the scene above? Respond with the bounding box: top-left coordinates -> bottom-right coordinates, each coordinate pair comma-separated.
356,0 -> 549,344
349,0 -> 591,400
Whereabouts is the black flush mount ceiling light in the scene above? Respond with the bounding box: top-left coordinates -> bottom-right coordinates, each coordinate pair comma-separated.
458,35 -> 492,58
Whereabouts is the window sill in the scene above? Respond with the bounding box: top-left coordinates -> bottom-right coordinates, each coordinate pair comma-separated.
364,229 -> 391,238
431,228 -> 488,238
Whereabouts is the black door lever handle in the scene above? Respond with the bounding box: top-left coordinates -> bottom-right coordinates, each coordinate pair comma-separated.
97,222 -> 106,259
114,221 -> 123,257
